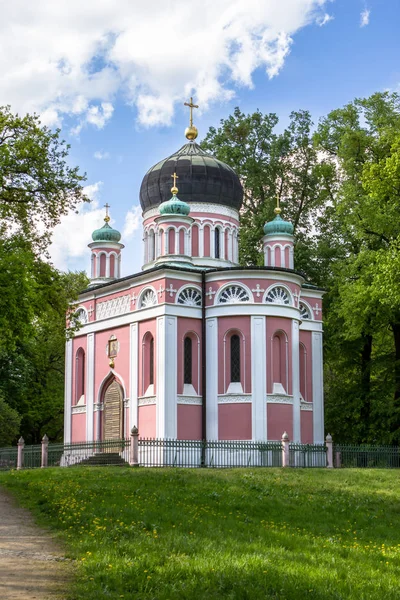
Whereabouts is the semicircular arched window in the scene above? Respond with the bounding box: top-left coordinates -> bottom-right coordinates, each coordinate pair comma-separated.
139,289 -> 157,309
265,286 -> 291,305
177,287 -> 202,307
75,308 -> 88,324
299,302 -> 312,320
218,285 -> 250,304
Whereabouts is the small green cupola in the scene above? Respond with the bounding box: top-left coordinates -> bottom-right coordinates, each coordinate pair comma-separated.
263,198 -> 294,236
158,173 -> 190,216
92,205 -> 122,242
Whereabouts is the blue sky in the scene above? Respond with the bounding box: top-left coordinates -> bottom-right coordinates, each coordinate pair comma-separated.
2,0 -> 399,277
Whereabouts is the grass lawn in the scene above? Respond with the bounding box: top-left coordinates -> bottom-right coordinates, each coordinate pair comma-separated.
0,468 -> 399,599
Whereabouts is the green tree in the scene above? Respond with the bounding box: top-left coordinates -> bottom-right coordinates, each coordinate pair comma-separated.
0,105 -> 87,249
315,92 -> 400,442
0,393 -> 21,446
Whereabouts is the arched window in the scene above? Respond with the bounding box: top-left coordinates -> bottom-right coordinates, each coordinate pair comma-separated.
271,331 -> 288,394
230,335 -> 241,383
215,227 -> 221,259
149,230 -> 155,261
75,348 -> 85,403
265,286 -> 291,305
218,285 -> 250,304
177,287 -> 202,306
299,343 -> 307,400
110,254 -> 116,278
299,302 -> 312,320
149,337 -> 154,386
184,337 -> 192,384
139,288 -> 157,309
142,333 -> 155,394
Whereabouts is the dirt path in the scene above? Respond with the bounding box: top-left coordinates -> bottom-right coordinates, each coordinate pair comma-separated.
0,487 -> 71,600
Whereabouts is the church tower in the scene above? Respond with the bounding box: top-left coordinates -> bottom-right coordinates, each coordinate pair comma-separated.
88,205 -> 124,287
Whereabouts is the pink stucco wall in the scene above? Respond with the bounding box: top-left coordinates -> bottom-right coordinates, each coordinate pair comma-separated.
267,403 -> 293,441
177,405 -> 202,440
177,317 -> 202,395
218,404 -> 252,440
138,404 -> 156,438
218,316 -> 251,394
301,410 -> 313,443
71,413 -> 86,442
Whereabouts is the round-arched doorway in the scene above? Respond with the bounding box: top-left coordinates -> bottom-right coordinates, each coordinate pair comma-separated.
103,380 -> 124,440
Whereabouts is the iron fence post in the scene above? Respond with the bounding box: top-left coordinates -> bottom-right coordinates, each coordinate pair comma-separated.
326,434 -> 333,468
130,426 -> 139,467
17,437 -> 24,470
41,434 -> 49,468
282,432 -> 290,467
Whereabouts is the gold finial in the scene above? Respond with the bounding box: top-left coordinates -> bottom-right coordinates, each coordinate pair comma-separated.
184,97 -> 199,140
171,172 -> 179,195
274,196 -> 281,215
104,203 -> 111,222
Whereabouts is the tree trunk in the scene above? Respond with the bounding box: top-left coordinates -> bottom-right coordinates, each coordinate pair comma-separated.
359,334 -> 372,442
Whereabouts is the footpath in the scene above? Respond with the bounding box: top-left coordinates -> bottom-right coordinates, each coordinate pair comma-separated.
0,487 -> 70,599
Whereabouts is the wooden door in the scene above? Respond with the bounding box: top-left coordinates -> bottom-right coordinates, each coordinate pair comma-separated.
103,380 -> 123,440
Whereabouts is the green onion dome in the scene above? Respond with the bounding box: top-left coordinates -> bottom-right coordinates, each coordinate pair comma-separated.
92,221 -> 122,243
263,214 -> 294,236
159,193 -> 190,216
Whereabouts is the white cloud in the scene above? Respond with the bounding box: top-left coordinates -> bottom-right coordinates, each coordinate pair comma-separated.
0,0 -> 330,128
360,8 -> 370,27
122,205 -> 142,240
49,181 -> 106,271
94,150 -> 110,160
317,13 -> 334,26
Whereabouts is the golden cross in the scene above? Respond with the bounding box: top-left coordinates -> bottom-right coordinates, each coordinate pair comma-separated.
274,196 -> 281,215
104,203 -> 111,222
171,173 -> 179,188
184,97 -> 199,127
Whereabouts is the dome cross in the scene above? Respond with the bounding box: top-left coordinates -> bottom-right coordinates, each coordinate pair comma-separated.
184,97 -> 198,127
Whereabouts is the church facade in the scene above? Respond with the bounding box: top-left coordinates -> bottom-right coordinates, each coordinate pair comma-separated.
64,110 -> 324,446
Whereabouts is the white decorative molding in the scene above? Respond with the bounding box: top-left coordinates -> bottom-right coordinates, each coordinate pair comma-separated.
124,398 -> 130,407
266,394 -> 294,404
143,202 -> 239,220
265,286 -> 291,305
218,394 -> 252,404
138,396 -> 157,406
177,287 -> 202,306
177,396 -> 203,405
217,285 -> 251,304
72,405 -> 87,414
301,402 -> 313,411
94,403 -> 104,412
96,294 -> 131,320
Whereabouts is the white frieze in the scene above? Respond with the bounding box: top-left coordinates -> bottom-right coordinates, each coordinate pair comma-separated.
266,394 -> 294,404
218,394 -> 252,404
138,396 -> 157,406
144,203 -> 239,220
72,405 -> 87,414
300,401 -> 313,411
96,294 -> 131,320
177,396 -> 203,405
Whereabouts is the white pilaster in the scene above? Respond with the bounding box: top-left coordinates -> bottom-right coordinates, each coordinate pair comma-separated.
86,333 -> 95,442
129,323 -> 139,431
206,317 -> 218,440
312,331 -> 324,443
64,340 -> 73,444
280,246 -> 285,268
199,226 -> 204,257
156,316 -> 177,438
210,225 -> 215,258
292,320 -> 301,442
251,316 -> 266,441
228,231 -> 233,261
289,247 -> 294,269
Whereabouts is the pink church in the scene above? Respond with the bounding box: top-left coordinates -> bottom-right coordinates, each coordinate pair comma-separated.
64,117 -> 324,447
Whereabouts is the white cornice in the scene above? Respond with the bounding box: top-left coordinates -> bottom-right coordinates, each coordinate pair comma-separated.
266,394 -> 294,404
218,394 -> 252,403
143,202 -> 239,220
206,270 -> 305,286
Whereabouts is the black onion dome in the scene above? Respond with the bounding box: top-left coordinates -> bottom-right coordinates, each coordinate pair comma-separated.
140,142 -> 243,211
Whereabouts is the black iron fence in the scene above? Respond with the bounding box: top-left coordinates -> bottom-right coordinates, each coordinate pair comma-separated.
334,444 -> 400,468
1,436 -> 399,471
